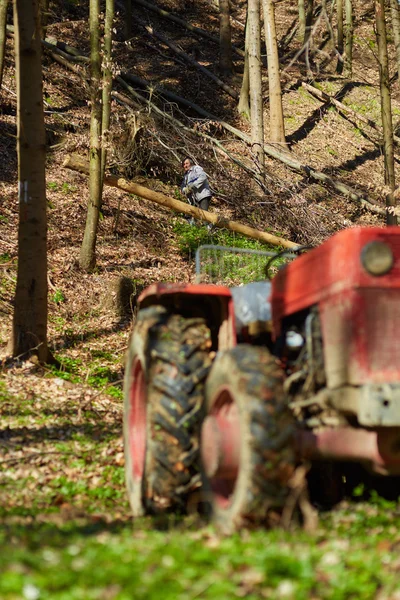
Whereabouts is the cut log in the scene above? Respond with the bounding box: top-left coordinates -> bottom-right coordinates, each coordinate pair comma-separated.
39,34 -> 394,216
63,153 -> 299,249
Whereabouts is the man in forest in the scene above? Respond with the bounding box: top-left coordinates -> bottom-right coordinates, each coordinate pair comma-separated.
180,157 -> 212,212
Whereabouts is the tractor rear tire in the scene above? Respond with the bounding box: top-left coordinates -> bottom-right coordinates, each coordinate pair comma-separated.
203,345 -> 296,533
124,306 -> 212,517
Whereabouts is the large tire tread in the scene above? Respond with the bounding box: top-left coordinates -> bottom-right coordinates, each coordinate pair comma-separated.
125,306 -> 212,515
205,345 -> 296,532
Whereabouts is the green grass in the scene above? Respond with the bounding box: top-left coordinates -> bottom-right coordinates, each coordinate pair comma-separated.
2,371 -> 400,599
173,220 -> 282,258
173,220 -> 289,284
1,512 -> 400,599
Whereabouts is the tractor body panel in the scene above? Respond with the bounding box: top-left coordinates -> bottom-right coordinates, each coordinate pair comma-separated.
271,227 -> 400,388
138,282 -> 237,351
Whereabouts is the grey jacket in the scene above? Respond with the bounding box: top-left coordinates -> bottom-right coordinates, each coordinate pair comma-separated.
181,165 -> 212,205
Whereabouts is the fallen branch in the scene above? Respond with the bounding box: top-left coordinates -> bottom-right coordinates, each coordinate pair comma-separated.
41,35 -> 392,216
120,72 -> 216,119
302,81 -> 400,147
132,0 -> 245,56
136,18 -> 239,100
118,73 -> 388,215
112,83 -> 266,186
63,154 -> 299,249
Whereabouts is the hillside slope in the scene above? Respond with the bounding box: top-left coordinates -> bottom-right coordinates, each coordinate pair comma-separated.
1,0 -> 399,349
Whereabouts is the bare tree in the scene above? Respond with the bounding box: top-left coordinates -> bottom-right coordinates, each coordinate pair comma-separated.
101,0 -> 114,177
375,0 -> 397,225
0,0 -> 8,87
298,0 -> 306,41
336,0 -> 344,73
80,0 -> 103,271
11,0 -> 50,362
238,14 -> 250,118
390,0 -> 400,83
248,0 -> 264,177
262,0 -> 286,148
344,0 -> 353,77
219,0 -> 233,76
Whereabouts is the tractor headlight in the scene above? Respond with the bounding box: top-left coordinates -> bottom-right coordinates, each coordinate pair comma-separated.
361,241 -> 394,276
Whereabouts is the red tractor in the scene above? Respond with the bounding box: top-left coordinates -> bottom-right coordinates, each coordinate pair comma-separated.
123,226 -> 400,532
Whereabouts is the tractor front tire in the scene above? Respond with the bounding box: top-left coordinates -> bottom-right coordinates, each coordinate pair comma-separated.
203,345 -> 296,533
124,306 -> 212,517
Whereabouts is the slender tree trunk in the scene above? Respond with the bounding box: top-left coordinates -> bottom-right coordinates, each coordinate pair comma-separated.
12,0 -> 49,362
0,0 -> 8,87
40,0 -> 48,38
390,0 -> 400,82
263,0 -> 286,148
305,0 -> 314,44
336,0 -> 344,73
344,0 -> 353,77
101,0 -> 114,178
219,0 -> 233,76
80,0 -> 103,271
238,13 -> 250,118
298,0 -> 306,41
248,0 -> 264,177
375,0 -> 397,225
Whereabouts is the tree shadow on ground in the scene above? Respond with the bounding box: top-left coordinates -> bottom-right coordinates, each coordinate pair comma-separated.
0,120 -> 17,183
286,80 -> 373,147
0,516 -> 130,549
50,320 -> 131,353
0,421 -> 121,447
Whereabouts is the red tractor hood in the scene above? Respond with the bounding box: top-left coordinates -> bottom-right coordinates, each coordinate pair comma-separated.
271,227 -> 400,385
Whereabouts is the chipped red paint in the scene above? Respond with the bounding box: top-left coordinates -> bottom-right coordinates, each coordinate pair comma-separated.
129,359 -> 147,481
201,388 -> 241,509
272,226 -> 400,386
139,282 -> 233,303
296,427 -> 400,475
272,226 -> 400,335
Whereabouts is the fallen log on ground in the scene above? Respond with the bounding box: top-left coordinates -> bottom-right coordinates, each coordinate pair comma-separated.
132,0 -> 245,56
135,18 -> 239,100
63,154 -> 299,250
302,81 -> 400,147
36,33 -> 395,216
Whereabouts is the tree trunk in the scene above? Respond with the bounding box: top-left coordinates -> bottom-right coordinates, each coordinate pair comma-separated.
248,0 -> 264,177
64,154 -> 299,249
40,0 -> 48,38
0,0 -> 8,87
80,0 -> 103,271
101,0 -> 114,178
390,0 -> 400,83
305,0 -> 314,44
219,0 -> 233,76
263,0 -> 286,148
298,0 -> 306,41
238,14 -> 250,118
344,0 -> 353,77
375,0 -> 397,225
12,0 -> 49,362
336,0 -> 344,73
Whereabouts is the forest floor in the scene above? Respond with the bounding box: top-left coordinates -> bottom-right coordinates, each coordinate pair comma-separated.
2,0 -> 400,597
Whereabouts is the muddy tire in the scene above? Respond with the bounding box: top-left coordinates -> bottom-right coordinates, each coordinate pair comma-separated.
123,306 -> 212,517
203,345 -> 296,533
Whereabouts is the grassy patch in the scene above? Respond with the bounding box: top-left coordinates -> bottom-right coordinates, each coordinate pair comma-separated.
2,374 -> 400,599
